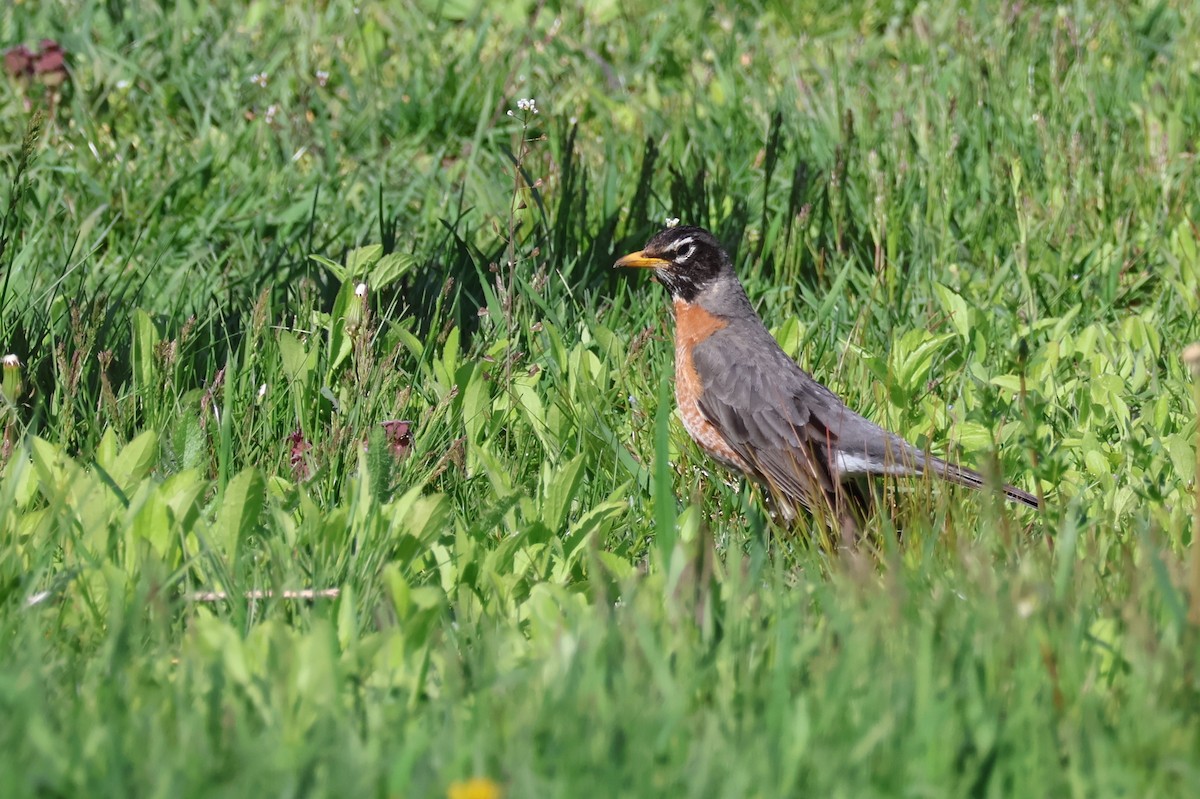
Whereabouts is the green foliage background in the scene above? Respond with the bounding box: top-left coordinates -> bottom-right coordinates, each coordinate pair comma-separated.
2,0 -> 1199,795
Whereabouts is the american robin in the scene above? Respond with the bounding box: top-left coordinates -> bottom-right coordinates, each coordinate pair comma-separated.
616,225 -> 1040,536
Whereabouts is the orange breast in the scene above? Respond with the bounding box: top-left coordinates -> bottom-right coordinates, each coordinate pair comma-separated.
672,299 -> 751,471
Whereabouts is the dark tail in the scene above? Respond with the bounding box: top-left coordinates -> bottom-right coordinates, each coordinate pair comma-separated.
928,456 -> 1041,510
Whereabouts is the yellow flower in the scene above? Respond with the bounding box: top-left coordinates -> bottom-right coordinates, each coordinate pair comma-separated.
447,777 -> 502,799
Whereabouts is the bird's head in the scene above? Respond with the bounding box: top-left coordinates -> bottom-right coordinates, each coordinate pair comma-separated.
614,225 -> 734,303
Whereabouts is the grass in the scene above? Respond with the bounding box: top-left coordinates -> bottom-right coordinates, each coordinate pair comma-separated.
2,0 -> 1200,795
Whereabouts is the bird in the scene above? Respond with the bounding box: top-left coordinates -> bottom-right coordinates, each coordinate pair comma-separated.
615,224 -> 1040,538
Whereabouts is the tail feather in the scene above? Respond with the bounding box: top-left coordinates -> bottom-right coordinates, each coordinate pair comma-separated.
928,456 -> 1040,510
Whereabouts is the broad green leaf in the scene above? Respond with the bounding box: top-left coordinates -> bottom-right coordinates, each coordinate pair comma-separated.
191,611 -> 252,687
1083,448 -> 1109,478
0,450 -> 38,509
382,562 -> 411,617
565,492 -> 628,565
508,379 -> 549,450
161,469 -> 206,531
1167,435 -> 1195,482
438,326 -> 461,389
408,586 -> 444,610
95,428 -> 120,474
345,244 -> 383,277
543,454 -> 585,533
598,550 -> 635,580
327,280 -> 361,378
127,481 -> 172,562
395,325 -> 424,359
112,430 -> 159,489
369,253 -> 416,290
131,309 -> 160,396
771,317 -> 803,359
472,444 -> 514,496
174,411 -> 207,472
460,363 -> 490,447
216,468 -> 266,561
278,330 -> 316,383
310,252 -> 350,282
990,375 -> 1024,393
29,436 -> 69,497
336,584 -> 358,651
388,487 -> 451,544
933,283 -> 970,342
890,330 -> 953,398
949,422 -> 993,453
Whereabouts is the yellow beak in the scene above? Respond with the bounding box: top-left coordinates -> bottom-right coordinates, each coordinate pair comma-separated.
614,250 -> 670,269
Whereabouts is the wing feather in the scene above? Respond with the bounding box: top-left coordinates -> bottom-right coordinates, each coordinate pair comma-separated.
690,334 -> 846,512
688,324 -> 1040,513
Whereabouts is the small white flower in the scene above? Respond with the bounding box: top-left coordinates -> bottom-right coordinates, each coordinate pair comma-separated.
355,282 -> 368,297
250,72 -> 268,88
265,103 -> 279,123
258,383 -> 268,398
315,70 -> 329,87
516,97 -> 538,114
664,217 -> 680,228
2,354 -> 20,367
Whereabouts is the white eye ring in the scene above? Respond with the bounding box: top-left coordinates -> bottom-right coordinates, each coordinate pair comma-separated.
680,243 -> 695,262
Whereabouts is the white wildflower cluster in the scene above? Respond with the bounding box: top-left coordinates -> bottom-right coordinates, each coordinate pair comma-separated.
249,72 -> 268,88
507,97 -> 539,117
664,217 -> 680,228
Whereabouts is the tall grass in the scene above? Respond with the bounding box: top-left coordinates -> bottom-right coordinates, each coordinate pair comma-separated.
1,1 -> 1199,795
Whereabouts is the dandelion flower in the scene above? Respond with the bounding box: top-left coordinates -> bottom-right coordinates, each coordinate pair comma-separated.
447,777 -> 502,799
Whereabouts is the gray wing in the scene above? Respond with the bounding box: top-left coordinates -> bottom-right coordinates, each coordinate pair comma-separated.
689,327 -> 917,511
691,326 -> 1040,510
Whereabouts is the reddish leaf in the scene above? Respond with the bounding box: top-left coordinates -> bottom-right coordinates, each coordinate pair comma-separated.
381,419 -> 413,459
289,429 -> 312,481
3,46 -> 34,78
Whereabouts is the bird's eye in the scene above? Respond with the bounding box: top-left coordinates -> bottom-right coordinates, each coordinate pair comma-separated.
678,243 -> 696,263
